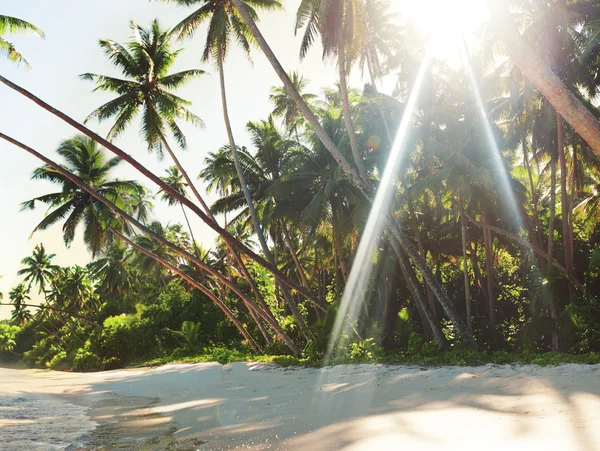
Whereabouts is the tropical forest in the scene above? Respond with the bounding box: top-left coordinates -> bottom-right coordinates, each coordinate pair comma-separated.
2,0 -> 600,376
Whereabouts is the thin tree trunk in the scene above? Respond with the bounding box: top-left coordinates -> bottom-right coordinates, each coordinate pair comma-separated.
459,192 -> 472,333
338,37 -> 369,185
217,55 -> 313,341
465,212 -> 586,294
114,229 -> 262,353
0,132 -> 301,356
523,136 -> 544,255
549,151 -> 557,265
482,212 -> 496,329
281,223 -> 311,292
0,76 -> 318,306
159,136 -> 211,215
226,6 -> 475,343
557,114 -> 574,299
490,4 -> 600,156
331,204 -> 349,284
387,236 -> 446,346
407,191 -> 435,315
180,203 -> 199,258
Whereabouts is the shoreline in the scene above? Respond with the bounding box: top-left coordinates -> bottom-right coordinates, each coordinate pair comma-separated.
1,362 -> 599,449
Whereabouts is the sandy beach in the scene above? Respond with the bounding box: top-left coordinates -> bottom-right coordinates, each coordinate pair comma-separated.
1,362 -> 599,450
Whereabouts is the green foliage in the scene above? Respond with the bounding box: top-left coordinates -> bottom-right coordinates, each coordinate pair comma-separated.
0,323 -> 21,353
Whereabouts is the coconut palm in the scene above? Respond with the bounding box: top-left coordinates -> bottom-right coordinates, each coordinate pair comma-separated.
8,283 -> 32,325
166,0 -> 281,261
295,0 -> 370,184
17,244 -> 59,294
81,19 -> 207,211
488,2 -> 600,158
270,71 -> 317,138
87,242 -> 133,297
229,0 -> 475,343
158,166 -> 200,255
0,14 -> 44,68
22,135 -> 143,256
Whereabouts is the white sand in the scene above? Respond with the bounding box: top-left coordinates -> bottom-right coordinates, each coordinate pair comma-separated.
1,362 -> 599,450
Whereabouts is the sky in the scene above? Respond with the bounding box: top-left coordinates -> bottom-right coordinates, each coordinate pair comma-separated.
0,0 -> 488,318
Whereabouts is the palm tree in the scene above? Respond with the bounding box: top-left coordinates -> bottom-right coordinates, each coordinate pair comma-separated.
167,0 -> 281,262
0,15 -> 44,68
88,242 -> 133,297
296,0 -> 370,184
167,0 -> 320,340
9,283 -> 32,325
158,166 -> 199,255
81,19 -> 208,212
22,135 -> 142,256
270,71 -> 317,138
489,2 -> 600,158
17,244 -> 59,294
228,0 -> 475,343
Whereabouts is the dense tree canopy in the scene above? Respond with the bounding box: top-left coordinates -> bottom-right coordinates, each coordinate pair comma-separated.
3,1 -> 600,370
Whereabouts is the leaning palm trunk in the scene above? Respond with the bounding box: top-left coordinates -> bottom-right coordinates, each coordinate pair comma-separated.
0,75 -> 320,309
0,132 -> 302,356
281,223 -> 312,293
112,228 -> 262,353
0,302 -> 100,327
226,3 -> 474,342
387,235 -> 447,346
337,37 -> 369,184
217,55 -> 314,341
465,211 -> 586,295
491,4 -> 600,157
406,191 -> 435,315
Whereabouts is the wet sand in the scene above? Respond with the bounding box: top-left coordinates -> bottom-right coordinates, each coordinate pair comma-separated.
1,362 -> 599,450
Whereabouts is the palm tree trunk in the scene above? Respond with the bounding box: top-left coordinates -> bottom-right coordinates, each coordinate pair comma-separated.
159,135 -> 211,215
459,192 -> 472,333
557,114 -> 574,299
217,54 -> 313,341
549,151 -> 557,266
227,5 -> 475,343
387,236 -> 446,346
281,223 -> 311,292
406,191 -> 435,315
490,4 -> 600,157
331,204 -> 349,284
549,127 -> 559,352
0,76 -> 319,307
337,37 -> 369,184
0,132 -> 302,356
523,136 -> 544,255
114,229 -> 262,353
465,212 -> 586,294
482,212 -> 496,329
180,203 -> 200,258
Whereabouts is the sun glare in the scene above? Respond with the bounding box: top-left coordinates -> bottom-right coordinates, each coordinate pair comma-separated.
401,0 -> 490,64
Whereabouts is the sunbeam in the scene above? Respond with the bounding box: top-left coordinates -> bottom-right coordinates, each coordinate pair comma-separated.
459,39 -> 524,228
325,48 -> 434,362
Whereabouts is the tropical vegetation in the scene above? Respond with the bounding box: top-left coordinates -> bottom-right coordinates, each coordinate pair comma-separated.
2,1 -> 600,370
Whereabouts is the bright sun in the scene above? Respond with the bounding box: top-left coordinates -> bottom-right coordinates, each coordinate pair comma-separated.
400,0 -> 490,64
